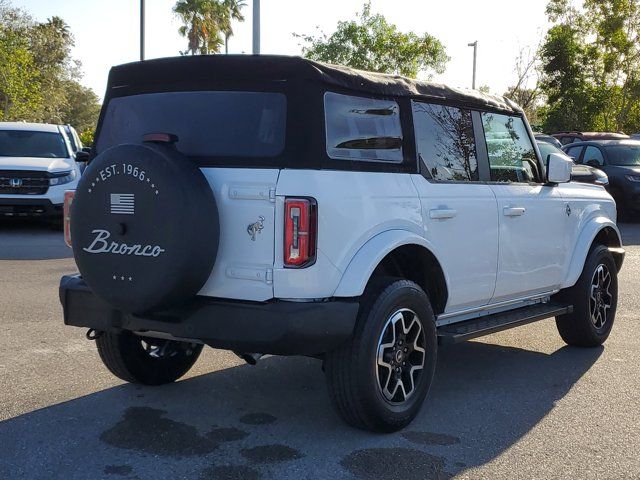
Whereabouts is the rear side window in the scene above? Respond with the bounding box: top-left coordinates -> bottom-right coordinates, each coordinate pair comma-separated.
565,145 -> 584,161
482,113 -> 540,183
97,91 -> 286,158
412,101 -> 478,181
583,146 -> 605,166
324,92 -> 403,162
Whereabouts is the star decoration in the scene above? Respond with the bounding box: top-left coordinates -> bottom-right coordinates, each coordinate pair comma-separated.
88,189 -> 92,193
128,277 -> 132,281
112,275 -> 116,280
120,276 -> 124,280
155,190 -> 159,195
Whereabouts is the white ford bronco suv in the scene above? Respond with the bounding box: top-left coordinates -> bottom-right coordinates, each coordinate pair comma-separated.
60,56 -> 624,432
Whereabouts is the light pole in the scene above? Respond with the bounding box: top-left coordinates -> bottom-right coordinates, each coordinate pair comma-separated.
468,41 -> 477,89
140,0 -> 145,61
252,0 -> 260,54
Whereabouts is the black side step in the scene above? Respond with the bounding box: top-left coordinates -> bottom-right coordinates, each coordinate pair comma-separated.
437,302 -> 573,345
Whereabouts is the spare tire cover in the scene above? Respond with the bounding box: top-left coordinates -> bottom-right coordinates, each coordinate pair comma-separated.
71,143 -> 219,314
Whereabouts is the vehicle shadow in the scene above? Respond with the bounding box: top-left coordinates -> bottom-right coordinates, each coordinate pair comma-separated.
0,218 -> 71,260
0,340 -> 601,480
618,221 -> 640,246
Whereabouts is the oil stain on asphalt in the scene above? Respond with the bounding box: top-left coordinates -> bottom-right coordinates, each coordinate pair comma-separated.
100,407 -> 248,457
240,444 -> 303,464
341,448 -> 452,480
401,431 -> 461,446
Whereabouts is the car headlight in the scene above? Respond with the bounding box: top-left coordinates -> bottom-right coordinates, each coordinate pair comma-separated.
49,170 -> 77,186
625,174 -> 640,183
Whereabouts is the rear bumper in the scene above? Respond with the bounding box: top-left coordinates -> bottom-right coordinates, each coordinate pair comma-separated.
59,275 -> 359,356
0,198 -> 62,218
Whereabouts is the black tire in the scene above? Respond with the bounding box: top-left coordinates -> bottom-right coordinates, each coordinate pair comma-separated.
325,278 -> 437,432
96,331 -> 203,385
555,244 -> 618,347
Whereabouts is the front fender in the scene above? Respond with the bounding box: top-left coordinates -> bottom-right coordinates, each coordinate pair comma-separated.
563,217 -> 622,288
333,230 -> 446,297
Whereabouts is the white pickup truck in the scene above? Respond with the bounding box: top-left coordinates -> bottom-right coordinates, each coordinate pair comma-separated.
60,55 -> 624,432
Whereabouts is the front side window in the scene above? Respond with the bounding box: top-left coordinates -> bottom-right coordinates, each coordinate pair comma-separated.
0,130 -> 68,158
583,146 -> 605,166
97,91 -> 287,158
412,101 -> 478,181
324,92 -> 403,162
482,113 -> 540,183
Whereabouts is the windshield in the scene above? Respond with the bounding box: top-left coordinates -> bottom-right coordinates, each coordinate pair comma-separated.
605,145 -> 640,166
0,130 -> 68,158
97,91 -> 287,158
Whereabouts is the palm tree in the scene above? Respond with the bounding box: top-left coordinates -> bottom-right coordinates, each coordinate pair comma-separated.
221,0 -> 246,54
173,0 -> 224,55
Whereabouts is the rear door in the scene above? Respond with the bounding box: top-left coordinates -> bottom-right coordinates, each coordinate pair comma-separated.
481,112 -> 568,302
410,101 -> 498,313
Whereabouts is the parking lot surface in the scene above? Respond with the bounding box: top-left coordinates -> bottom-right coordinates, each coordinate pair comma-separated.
1,219 -> 639,480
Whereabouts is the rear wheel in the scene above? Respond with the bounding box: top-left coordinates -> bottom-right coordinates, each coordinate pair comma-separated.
555,244 -> 618,347
325,279 -> 437,432
96,331 -> 203,385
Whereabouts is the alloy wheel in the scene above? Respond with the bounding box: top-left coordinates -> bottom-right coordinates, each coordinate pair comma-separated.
376,308 -> 426,404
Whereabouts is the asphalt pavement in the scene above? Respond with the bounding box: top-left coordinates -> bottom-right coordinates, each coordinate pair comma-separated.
0,219 -> 639,480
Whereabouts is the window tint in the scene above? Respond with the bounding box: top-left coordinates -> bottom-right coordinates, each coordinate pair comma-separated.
583,146 -> 605,166
324,92 -> 402,162
412,101 -> 478,181
565,145 -> 584,161
561,136 -> 575,145
482,113 -> 539,183
97,91 -> 286,158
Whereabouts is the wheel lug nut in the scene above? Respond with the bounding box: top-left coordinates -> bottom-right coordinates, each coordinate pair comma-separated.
404,347 -> 408,352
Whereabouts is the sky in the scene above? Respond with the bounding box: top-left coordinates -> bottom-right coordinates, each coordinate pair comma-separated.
13,0 -> 551,100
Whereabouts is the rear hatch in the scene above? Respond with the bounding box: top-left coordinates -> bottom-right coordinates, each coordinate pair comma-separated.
95,89 -> 286,301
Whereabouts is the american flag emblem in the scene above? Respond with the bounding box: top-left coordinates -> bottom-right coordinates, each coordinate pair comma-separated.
110,193 -> 135,215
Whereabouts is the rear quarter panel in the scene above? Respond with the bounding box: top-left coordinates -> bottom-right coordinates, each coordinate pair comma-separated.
274,170 -> 423,299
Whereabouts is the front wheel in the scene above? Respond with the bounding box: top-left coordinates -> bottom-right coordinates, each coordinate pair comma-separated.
555,244 -> 618,347
96,331 -> 203,385
325,279 -> 437,432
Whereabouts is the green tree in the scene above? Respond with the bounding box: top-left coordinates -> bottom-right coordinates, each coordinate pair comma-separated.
174,0 -> 224,54
540,0 -> 640,133
59,80 -> 101,132
296,3 -> 448,78
0,1 -> 101,131
221,0 -> 246,54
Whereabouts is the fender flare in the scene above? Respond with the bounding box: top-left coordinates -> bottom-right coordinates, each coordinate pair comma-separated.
332,230 -> 448,297
563,217 -> 622,288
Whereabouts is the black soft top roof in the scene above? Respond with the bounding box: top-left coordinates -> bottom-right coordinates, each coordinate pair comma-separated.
106,55 -> 520,114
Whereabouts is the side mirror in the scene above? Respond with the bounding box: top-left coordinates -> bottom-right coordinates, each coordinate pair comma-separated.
75,151 -> 90,162
547,153 -> 572,184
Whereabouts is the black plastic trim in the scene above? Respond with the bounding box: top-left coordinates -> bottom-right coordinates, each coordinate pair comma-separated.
59,275 -> 359,356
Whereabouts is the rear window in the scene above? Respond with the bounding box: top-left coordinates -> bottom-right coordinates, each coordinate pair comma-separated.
0,130 -> 68,158
96,91 -> 287,158
324,92 -> 403,163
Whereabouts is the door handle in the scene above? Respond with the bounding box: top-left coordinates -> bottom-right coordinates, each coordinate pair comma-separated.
503,206 -> 526,217
429,208 -> 457,220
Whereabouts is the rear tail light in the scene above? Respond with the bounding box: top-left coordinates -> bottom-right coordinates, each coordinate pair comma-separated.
63,190 -> 75,247
284,197 -> 317,268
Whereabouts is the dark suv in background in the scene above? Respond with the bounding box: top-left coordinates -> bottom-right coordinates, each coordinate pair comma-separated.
563,140 -> 640,217
553,131 -> 629,146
